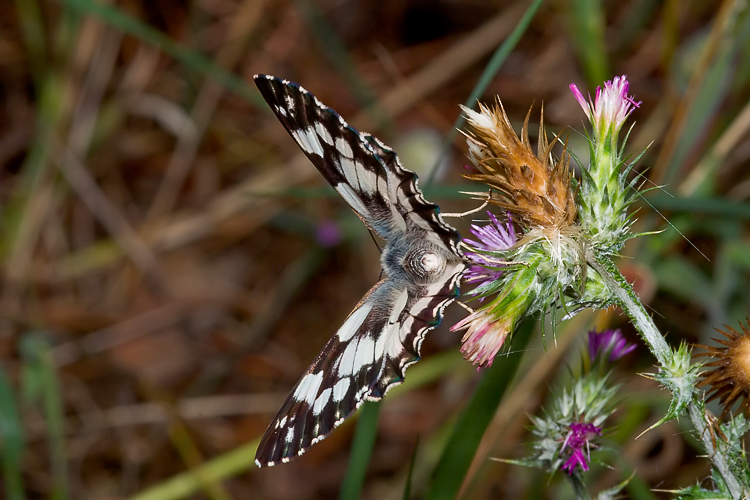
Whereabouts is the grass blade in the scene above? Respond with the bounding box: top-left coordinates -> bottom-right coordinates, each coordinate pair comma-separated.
566,0 -> 610,87
425,319 -> 534,500
131,352 -> 468,500
402,436 -> 420,500
13,0 -> 47,87
21,336 -> 68,500
340,401 -> 381,500
130,440 -> 259,500
0,363 -> 26,500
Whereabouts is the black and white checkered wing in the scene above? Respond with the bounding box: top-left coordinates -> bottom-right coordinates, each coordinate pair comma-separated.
255,74 -> 402,240
254,264 -> 463,467
253,75 -> 465,467
361,133 -> 463,256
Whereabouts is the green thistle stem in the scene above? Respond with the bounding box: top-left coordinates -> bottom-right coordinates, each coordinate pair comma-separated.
587,255 -> 669,364
568,474 -> 592,500
588,254 -> 745,498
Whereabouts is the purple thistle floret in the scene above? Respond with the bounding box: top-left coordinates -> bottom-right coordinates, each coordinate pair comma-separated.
561,422 -> 602,475
569,75 -> 641,136
463,211 -> 516,285
588,328 -> 636,362
315,219 -> 343,247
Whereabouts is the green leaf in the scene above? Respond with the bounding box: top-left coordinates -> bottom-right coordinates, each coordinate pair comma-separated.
21,335 -> 68,500
425,319 -> 534,500
340,401 -> 381,500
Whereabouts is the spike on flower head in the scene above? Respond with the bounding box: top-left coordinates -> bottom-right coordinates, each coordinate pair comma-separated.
460,100 -> 576,230
694,320 -> 750,420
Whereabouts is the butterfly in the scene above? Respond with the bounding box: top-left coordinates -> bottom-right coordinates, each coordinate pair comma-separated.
253,74 -> 466,467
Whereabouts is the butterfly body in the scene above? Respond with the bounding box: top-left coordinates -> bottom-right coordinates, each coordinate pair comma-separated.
253,75 -> 465,467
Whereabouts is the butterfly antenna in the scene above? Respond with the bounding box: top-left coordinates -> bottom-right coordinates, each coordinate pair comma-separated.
368,229 -> 383,254
456,301 -> 475,314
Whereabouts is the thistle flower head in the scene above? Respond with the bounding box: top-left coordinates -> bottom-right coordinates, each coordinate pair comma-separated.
569,75 -> 641,141
560,422 -> 602,475
588,328 -> 636,362
524,372 -> 617,477
455,234 -> 584,369
695,321 -> 750,420
460,101 -> 576,230
570,75 -> 641,255
451,309 -> 511,369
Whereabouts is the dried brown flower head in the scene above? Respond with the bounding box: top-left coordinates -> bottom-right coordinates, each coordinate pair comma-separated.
695,320 -> 750,419
461,100 -> 576,230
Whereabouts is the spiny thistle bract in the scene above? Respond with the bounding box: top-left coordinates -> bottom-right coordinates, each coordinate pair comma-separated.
695,321 -> 750,420
461,100 -> 576,229
525,370 -> 618,476
507,329 -> 633,492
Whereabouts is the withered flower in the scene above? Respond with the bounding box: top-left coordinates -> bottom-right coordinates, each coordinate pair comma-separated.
461,101 -> 576,230
695,320 -> 750,419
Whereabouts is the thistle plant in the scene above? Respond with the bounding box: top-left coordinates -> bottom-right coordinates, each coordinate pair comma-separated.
569,77 -> 641,255
454,76 -> 750,497
453,100 -> 583,365
509,329 -> 633,498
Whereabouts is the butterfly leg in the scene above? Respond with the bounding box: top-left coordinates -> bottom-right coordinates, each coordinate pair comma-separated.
455,301 -> 475,314
440,196 -> 489,218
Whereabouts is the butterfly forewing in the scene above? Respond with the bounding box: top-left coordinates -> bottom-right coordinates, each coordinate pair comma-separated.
253,74 -> 465,468
362,133 -> 463,256
255,75 -> 400,240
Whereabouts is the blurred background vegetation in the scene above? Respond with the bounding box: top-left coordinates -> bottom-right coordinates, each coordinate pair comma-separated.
1,0 -> 750,498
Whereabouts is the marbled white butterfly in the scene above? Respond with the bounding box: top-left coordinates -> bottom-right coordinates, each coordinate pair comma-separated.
253,75 -> 466,467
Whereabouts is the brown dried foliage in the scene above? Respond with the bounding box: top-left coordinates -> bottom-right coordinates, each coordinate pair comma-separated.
462,100 -> 576,229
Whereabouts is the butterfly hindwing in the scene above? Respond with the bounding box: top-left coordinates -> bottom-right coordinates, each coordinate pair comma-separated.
370,259 -> 465,399
255,265 -> 464,466
255,279 -> 401,466
253,74 -> 466,467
